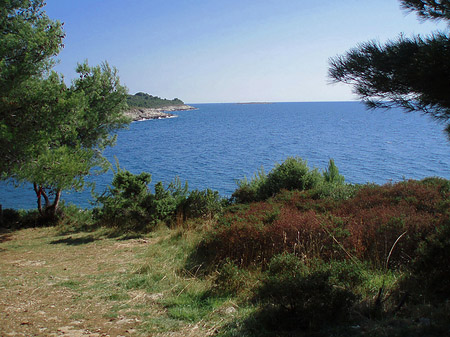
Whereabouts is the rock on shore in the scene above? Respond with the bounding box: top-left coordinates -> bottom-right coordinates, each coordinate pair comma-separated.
124,105 -> 196,121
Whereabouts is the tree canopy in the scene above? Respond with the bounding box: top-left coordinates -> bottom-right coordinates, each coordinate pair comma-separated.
1,0 -> 65,175
1,0 -> 130,216
401,0 -> 450,21
127,92 -> 185,109
328,0 -> 450,139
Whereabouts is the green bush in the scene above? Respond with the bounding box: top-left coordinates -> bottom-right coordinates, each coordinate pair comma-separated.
1,208 -> 21,228
95,167 -> 223,230
232,157 -> 326,203
232,167 -> 267,203
403,221 -> 450,301
310,159 -> 359,200
312,181 -> 359,200
0,208 -> 51,229
323,159 -> 345,184
56,204 -> 94,232
255,253 -> 357,329
261,157 -> 323,199
146,178 -> 189,225
94,167 -> 153,230
212,259 -> 248,296
183,188 -> 224,220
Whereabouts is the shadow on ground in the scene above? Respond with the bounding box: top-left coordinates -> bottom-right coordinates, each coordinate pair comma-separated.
50,235 -> 96,245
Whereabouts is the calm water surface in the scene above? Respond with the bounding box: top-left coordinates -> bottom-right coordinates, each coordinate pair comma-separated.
2,102 -> 450,209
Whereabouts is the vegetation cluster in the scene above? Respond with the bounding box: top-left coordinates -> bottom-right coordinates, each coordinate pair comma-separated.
2,0 -> 450,335
127,92 -> 185,109
3,158 -> 450,336
93,165 -> 226,231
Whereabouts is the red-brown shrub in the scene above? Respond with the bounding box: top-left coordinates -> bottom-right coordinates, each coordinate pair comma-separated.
195,179 -> 449,270
335,180 -> 447,268
198,203 -> 344,268
339,180 -> 446,215
271,208 -> 337,260
273,189 -> 340,213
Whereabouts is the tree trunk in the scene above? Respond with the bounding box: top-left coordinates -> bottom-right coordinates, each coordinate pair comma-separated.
33,184 -> 62,219
47,188 -> 62,217
33,183 -> 44,216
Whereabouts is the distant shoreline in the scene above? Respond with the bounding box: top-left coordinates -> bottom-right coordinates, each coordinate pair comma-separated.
235,102 -> 273,105
124,105 -> 197,121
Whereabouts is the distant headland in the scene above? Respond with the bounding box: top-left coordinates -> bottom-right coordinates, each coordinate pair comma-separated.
124,92 -> 196,121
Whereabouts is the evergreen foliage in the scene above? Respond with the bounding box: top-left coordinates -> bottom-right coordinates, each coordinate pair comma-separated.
255,254 -> 357,330
401,0 -> 450,21
403,220 -> 450,301
1,1 -> 130,217
95,167 -> 154,230
323,159 -> 345,184
329,0 -> 450,139
94,168 -> 224,231
127,92 -> 185,108
1,0 -> 64,175
232,157 -> 347,203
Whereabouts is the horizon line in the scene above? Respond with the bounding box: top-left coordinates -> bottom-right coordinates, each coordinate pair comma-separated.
186,99 -> 360,105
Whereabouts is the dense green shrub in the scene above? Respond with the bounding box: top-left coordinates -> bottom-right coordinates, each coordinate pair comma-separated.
56,204 -> 94,232
232,157 -> 351,203
94,167 -> 153,230
212,259 -> 249,296
146,178 -> 189,225
183,188 -> 224,220
231,167 -> 267,203
312,181 -> 360,200
232,157 -> 323,203
403,221 -> 450,301
0,208 -> 52,228
323,159 -> 345,184
1,208 -> 21,228
261,157 -> 323,199
95,168 -> 223,231
255,253 -> 357,330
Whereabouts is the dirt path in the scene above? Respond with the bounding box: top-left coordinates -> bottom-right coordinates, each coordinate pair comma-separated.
0,227 -> 154,336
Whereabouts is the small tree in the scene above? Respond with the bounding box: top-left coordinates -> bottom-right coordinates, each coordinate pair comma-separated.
16,63 -> 129,217
329,0 -> 450,139
1,1 -> 130,217
323,159 -> 345,184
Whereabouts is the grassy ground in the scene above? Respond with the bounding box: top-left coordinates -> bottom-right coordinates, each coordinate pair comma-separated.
1,222 -> 449,337
0,225 -> 237,336
2,164 -> 449,336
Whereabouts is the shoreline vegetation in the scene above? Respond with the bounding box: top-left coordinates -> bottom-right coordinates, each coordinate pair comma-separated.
1,157 -> 449,336
3,1 -> 449,335
125,92 -> 196,121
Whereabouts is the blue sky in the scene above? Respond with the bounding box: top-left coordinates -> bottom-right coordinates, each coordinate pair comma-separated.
45,0 -> 445,103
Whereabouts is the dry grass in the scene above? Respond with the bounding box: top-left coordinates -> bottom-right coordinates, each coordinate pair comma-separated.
0,226 -> 228,336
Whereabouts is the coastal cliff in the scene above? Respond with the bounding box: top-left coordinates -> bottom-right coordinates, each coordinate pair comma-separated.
124,105 -> 196,121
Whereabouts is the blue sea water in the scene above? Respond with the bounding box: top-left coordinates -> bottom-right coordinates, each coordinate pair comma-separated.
2,102 -> 450,210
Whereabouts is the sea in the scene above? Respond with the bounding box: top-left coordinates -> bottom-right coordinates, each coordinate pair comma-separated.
2,101 -> 450,210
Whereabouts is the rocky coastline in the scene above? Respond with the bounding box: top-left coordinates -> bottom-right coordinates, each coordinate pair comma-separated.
124,105 -> 196,121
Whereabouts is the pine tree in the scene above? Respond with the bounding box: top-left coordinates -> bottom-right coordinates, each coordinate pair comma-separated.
329,0 -> 450,139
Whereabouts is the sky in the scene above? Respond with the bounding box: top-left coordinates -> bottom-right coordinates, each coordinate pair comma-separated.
44,0 -> 446,104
